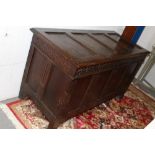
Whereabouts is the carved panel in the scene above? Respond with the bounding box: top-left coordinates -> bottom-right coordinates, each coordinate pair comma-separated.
75,57 -> 144,78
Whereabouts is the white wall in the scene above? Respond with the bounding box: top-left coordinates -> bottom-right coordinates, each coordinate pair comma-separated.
137,27 -> 155,51
0,26 -> 123,101
0,27 -> 32,101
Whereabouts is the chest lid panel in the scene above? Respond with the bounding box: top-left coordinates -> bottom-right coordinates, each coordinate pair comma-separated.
31,28 -> 149,78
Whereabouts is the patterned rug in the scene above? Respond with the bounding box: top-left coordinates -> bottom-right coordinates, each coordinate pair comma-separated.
59,90 -> 154,129
1,85 -> 155,129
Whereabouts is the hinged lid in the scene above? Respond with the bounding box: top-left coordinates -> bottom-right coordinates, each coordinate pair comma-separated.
31,28 -> 149,79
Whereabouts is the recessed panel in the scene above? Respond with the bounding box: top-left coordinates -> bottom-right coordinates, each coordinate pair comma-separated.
92,33 -> 117,50
46,32 -> 95,58
71,33 -> 113,57
27,48 -> 51,95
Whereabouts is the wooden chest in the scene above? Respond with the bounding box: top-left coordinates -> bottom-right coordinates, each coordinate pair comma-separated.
19,28 -> 149,128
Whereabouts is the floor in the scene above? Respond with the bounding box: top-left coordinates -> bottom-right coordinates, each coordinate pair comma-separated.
1,97 -> 19,104
0,110 -> 15,129
0,97 -> 18,129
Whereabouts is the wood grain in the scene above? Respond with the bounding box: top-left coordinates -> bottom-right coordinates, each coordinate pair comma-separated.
19,28 -> 149,128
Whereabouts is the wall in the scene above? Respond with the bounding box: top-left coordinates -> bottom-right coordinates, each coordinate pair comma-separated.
0,26 -> 123,101
0,27 -> 32,101
136,26 -> 155,87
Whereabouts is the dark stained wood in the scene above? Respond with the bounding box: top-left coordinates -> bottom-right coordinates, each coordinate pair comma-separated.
121,26 -> 137,43
19,28 -> 149,128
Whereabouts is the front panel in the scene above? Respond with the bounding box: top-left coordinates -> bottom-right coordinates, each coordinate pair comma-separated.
67,59 -> 144,117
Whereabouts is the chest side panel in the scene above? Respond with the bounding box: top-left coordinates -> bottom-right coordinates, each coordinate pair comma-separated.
33,34 -> 76,79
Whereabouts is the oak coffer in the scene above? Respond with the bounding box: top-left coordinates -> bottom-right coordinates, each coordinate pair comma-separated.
19,28 -> 149,128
